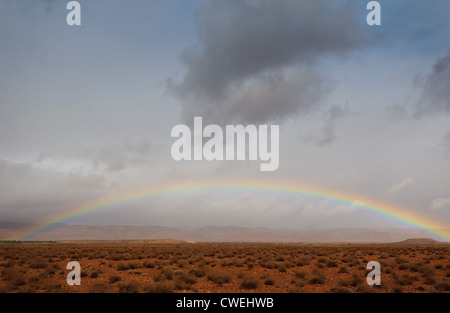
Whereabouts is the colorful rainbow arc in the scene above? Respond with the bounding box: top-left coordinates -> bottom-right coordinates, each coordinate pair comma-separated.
15,180 -> 450,241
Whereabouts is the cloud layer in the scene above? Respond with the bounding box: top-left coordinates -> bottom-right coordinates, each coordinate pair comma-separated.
172,0 -> 370,124
416,52 -> 450,116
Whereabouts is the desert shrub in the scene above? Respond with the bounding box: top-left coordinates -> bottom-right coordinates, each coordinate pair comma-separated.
278,266 -> 287,273
395,274 -> 418,286
127,262 -> 139,269
117,263 -> 129,271
293,270 -> 306,280
207,271 -> 232,285
143,261 -> 156,268
264,277 -> 275,286
90,271 -> 100,278
350,276 -> 363,287
109,275 -> 122,283
392,284 -> 403,293
28,275 -> 40,284
262,261 -> 276,269
416,286 -> 426,292
29,259 -> 47,269
2,268 -> 19,281
331,286 -> 350,293
118,281 -> 140,293
240,277 -> 259,290
420,267 -> 436,285
395,256 -> 407,264
309,275 -> 325,285
176,273 -> 197,285
356,285 -> 372,293
436,281 -> 450,292
89,283 -> 109,293
339,275 -> 363,288
189,268 -> 205,278
43,281 -> 62,292
317,257 -> 327,264
6,275 -> 26,290
162,268 -> 174,280
327,261 -> 338,268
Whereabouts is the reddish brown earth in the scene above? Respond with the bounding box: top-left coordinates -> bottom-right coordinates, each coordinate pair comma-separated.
0,241 -> 449,293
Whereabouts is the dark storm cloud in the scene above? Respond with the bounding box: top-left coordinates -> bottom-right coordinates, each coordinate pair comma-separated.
416,52 -> 450,116
172,0 -> 371,123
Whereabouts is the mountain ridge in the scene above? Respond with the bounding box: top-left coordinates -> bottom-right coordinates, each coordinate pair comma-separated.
1,224 -> 448,243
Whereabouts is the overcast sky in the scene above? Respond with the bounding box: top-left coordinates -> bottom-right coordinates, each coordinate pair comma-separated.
1,0 -> 450,231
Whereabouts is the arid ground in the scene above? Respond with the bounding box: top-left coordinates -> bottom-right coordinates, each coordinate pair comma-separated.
0,241 -> 449,293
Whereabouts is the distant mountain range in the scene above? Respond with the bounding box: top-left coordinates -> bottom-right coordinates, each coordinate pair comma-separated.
0,223 -> 448,243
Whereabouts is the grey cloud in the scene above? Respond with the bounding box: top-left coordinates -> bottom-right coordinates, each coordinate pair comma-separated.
385,177 -> 416,195
181,66 -> 330,124
385,103 -> 409,120
0,159 -> 7,177
319,106 -> 345,146
65,172 -> 105,190
430,198 -> 450,211
416,52 -> 450,116
172,0 -> 371,124
0,159 -> 106,223
303,105 -> 346,147
83,140 -> 153,172
442,130 -> 450,157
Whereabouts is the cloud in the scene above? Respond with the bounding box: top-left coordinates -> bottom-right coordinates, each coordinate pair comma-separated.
416,52 -> 450,116
82,140 -> 153,172
385,177 -> 416,195
385,103 -> 409,120
172,0 -> 371,124
0,159 -> 107,223
441,130 -> 450,157
303,105 -> 346,146
430,198 -> 450,211
0,159 -> 7,177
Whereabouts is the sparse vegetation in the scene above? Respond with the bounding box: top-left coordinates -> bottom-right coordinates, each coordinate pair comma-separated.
0,242 -> 448,293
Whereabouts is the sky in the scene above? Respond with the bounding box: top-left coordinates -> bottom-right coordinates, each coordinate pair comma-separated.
1,0 -> 450,231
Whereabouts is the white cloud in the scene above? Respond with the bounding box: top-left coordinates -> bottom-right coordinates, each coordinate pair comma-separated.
385,177 -> 416,195
430,198 -> 450,211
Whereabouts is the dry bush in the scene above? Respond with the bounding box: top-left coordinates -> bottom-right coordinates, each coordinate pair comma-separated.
309,275 -> 325,285
118,280 -> 140,293
109,275 -> 122,283
264,277 -> 275,286
89,282 -> 109,293
144,281 -> 175,293
293,269 -> 307,280
207,271 -> 232,285
240,276 -> 259,290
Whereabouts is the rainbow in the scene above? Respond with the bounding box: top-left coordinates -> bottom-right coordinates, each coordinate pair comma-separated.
15,180 -> 450,241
